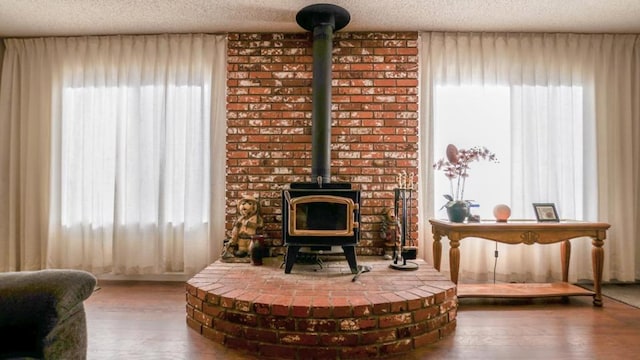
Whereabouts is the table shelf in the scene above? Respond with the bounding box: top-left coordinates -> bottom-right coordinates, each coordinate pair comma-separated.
457,282 -> 594,298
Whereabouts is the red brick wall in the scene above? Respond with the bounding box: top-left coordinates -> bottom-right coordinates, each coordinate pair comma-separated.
226,32 -> 419,256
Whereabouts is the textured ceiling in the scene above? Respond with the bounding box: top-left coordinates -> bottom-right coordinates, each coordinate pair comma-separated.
1,0 -> 639,38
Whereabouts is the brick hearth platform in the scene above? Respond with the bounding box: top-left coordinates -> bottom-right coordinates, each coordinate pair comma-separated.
186,257 -> 457,359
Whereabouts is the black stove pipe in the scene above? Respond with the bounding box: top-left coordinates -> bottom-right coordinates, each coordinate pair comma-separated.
296,4 -> 350,185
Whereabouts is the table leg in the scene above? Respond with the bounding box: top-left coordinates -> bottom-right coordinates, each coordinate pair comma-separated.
561,239 -> 571,283
433,231 -> 442,271
592,237 -> 605,307
449,239 -> 460,285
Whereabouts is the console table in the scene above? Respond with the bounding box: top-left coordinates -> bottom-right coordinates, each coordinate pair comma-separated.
429,219 -> 610,306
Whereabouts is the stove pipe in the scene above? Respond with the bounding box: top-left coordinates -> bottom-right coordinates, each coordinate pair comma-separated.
296,4 -> 351,185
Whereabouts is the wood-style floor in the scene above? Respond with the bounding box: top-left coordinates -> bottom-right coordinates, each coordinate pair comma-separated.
85,280 -> 640,359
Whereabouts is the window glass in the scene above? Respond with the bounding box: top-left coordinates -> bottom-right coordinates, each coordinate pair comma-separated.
433,85 -> 511,219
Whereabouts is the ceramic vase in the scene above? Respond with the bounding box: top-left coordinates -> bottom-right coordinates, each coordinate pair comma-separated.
249,235 -> 265,266
446,201 -> 469,223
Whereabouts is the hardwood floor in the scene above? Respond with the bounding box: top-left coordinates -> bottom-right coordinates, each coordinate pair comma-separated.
85,280 -> 640,359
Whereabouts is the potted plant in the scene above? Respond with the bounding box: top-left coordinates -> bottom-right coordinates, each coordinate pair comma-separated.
434,144 -> 498,222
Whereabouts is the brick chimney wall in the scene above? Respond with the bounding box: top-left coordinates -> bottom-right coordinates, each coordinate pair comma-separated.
226,32 -> 419,256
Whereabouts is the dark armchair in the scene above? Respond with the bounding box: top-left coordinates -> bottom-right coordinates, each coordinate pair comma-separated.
0,269 -> 97,359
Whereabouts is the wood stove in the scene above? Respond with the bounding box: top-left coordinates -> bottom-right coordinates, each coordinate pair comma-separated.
282,183 -> 360,274
282,4 -> 361,274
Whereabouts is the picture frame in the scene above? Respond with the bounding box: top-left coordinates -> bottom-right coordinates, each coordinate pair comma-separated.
532,203 -> 560,222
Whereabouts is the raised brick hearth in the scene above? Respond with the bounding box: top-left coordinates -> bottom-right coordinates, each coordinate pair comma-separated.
186,257 -> 457,359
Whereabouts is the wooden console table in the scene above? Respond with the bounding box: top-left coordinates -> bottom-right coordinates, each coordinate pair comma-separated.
429,219 -> 610,306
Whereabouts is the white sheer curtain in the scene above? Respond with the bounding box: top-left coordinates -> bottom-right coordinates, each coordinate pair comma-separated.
419,32 -> 640,283
0,34 -> 227,276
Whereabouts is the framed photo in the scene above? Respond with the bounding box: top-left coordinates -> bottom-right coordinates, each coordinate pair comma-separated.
532,203 -> 559,222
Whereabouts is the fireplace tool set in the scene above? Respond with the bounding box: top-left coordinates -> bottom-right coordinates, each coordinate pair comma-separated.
390,172 -> 419,271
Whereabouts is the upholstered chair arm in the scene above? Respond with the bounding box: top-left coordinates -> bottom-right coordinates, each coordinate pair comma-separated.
0,269 -> 97,359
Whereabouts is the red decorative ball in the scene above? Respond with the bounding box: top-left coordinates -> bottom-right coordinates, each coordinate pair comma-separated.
493,204 -> 511,222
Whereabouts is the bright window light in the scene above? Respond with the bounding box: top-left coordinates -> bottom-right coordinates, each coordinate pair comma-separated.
433,85 -> 511,219
60,85 -> 209,227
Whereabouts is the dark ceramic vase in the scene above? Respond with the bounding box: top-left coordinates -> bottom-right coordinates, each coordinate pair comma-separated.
249,235 -> 265,266
402,246 -> 417,260
446,201 -> 469,223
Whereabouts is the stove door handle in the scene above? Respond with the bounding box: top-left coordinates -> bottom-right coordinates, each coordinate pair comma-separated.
352,209 -> 359,230
283,190 -> 293,211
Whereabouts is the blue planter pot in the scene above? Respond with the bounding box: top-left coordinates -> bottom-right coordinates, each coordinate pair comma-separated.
446,201 -> 469,223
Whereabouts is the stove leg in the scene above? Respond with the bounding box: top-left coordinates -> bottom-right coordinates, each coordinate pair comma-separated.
284,246 -> 301,274
342,245 -> 359,274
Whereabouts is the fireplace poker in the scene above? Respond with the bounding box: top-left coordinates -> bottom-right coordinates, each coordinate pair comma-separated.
351,264 -> 372,282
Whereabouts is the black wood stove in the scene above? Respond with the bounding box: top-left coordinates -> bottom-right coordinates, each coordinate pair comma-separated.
282,4 -> 361,274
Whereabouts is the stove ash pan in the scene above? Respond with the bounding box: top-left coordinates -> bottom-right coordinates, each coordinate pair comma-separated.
281,183 -> 361,274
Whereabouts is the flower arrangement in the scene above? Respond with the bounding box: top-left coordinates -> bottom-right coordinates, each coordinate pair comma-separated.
434,144 -> 498,204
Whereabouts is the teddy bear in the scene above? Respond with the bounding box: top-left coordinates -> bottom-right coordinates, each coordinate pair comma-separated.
223,195 -> 263,258
379,207 -> 398,260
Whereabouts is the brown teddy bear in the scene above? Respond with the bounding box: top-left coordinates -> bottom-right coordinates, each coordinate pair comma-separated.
380,207 -> 398,260
223,195 -> 264,258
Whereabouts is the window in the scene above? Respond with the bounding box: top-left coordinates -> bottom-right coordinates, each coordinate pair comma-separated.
433,84 -> 584,220
433,85 -> 511,219
60,84 -> 210,228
